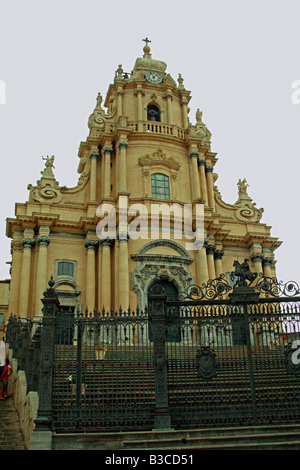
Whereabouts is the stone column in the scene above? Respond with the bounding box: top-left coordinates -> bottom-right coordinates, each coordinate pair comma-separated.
189,151 -> 201,202
206,245 -> 216,280
9,238 -> 23,315
103,147 -> 113,199
136,86 -> 144,121
84,239 -> 99,312
206,166 -> 215,210
118,141 -> 128,193
19,237 -> 35,317
117,87 -> 123,116
166,90 -> 173,124
100,238 -> 114,312
262,257 -> 273,278
196,242 -> 209,285
198,158 -> 207,204
250,252 -> 264,274
118,232 -> 129,310
35,234 -> 51,317
89,152 -> 99,202
181,97 -> 189,128
214,249 -> 224,277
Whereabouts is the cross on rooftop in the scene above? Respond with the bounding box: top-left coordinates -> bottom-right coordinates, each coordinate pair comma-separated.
142,37 -> 151,46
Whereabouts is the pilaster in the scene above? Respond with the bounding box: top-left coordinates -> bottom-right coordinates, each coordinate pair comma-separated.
102,146 -> 113,199
117,231 -> 130,310
206,165 -> 215,210
206,244 -> 216,280
214,249 -> 224,277
196,240 -> 209,285
35,228 -> 51,317
189,150 -> 201,202
84,239 -> 99,312
118,141 -> 128,194
100,238 -> 114,311
19,234 -> 35,317
198,157 -> 207,204
89,151 -> 99,202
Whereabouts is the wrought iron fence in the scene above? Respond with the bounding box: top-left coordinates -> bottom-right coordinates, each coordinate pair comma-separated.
6,266 -> 300,434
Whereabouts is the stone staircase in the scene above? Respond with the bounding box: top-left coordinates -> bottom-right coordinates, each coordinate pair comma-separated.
0,397 -> 26,450
52,423 -> 300,450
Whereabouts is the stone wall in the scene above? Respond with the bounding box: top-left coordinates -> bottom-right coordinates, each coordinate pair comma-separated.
6,347 -> 39,450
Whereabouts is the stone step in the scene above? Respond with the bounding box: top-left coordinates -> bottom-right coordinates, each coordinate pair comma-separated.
52,424 -> 300,451
0,397 -> 25,450
122,430 -> 300,449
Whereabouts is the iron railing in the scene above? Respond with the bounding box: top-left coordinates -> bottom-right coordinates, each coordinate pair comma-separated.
6,268 -> 300,434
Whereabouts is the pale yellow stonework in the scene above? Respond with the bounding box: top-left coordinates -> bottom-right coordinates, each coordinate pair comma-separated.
2,42 -> 281,325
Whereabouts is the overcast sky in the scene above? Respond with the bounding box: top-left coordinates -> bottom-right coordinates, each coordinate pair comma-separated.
0,0 -> 299,287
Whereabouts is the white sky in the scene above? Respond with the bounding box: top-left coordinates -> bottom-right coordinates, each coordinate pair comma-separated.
0,0 -> 299,286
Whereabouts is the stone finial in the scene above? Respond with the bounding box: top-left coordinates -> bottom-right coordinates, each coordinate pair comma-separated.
177,74 -> 184,89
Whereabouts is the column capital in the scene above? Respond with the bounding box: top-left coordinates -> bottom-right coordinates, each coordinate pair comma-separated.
214,249 -> 224,260
206,244 -> 216,256
103,147 -> 113,156
118,141 -> 128,150
205,165 -> 214,173
84,239 -> 99,251
37,236 -> 51,247
100,237 -> 115,247
189,151 -> 199,159
22,238 -> 35,250
262,256 -> 273,267
250,252 -> 264,263
89,152 -> 99,160
198,159 -> 206,166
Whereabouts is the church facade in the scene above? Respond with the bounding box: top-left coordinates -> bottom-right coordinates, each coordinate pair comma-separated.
4,41 -> 281,325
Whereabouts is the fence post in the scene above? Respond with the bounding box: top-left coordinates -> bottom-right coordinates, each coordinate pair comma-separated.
30,277 -> 59,450
229,284 -> 260,425
149,285 -> 172,429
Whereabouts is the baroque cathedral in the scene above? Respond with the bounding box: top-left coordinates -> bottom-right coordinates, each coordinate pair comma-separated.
1,40 -> 281,329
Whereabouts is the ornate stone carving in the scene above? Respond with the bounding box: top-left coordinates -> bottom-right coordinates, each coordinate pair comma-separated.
138,148 -> 180,171
194,109 -> 212,147
11,240 -> 23,252
118,141 -> 128,150
234,178 -> 264,223
100,237 -> 114,248
22,238 -> 35,250
84,240 -> 99,251
214,249 -> 224,260
88,92 -> 106,130
131,240 -> 194,308
28,155 -> 63,204
37,236 -> 51,247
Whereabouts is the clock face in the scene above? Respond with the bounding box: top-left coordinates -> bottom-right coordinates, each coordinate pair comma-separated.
146,70 -> 163,84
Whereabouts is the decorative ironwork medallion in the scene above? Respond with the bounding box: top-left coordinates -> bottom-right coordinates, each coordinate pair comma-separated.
284,343 -> 300,376
196,346 -> 217,379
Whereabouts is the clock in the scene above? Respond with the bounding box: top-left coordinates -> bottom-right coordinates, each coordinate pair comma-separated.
145,70 -> 163,84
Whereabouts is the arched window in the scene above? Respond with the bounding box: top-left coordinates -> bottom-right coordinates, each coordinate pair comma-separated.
147,104 -> 161,122
151,173 -> 170,200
